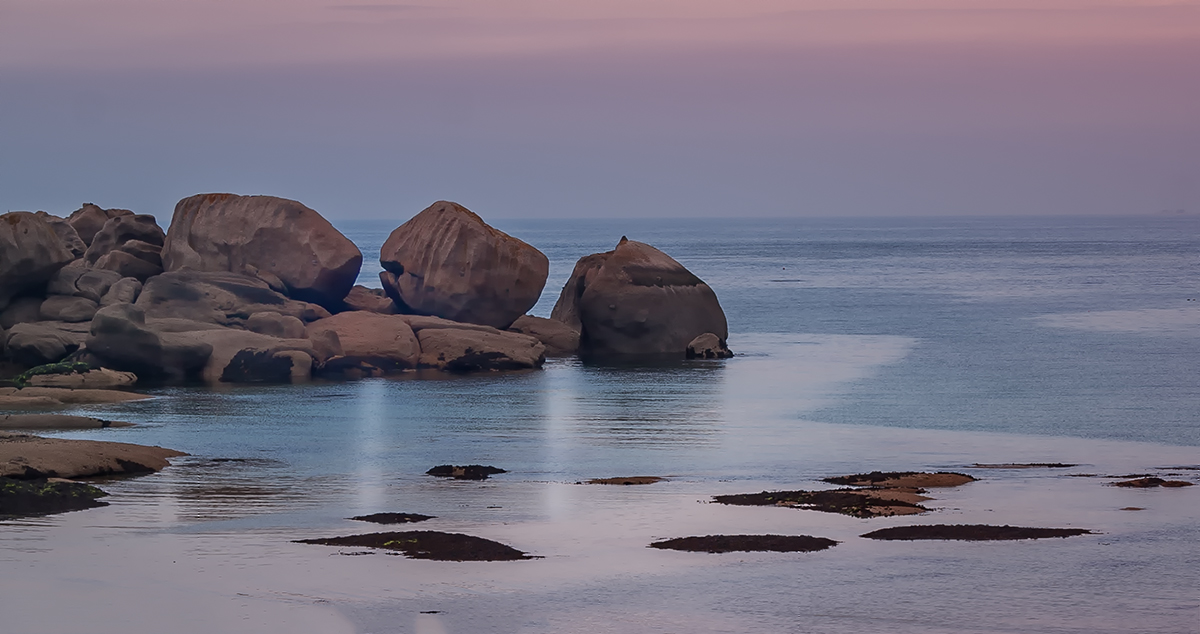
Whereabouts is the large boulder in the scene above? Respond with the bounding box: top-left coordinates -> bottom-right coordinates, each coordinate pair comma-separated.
415,328 -> 545,372
507,314 -> 580,357
84,214 -> 165,265
305,311 -> 420,373
66,204 -> 134,246
85,304 -> 213,381
100,278 -> 142,306
33,211 -> 87,258
550,237 -> 729,357
38,296 -> 98,323
184,329 -> 315,383
162,193 -> 362,311
0,212 -> 75,312
3,322 -> 89,366
0,297 -> 44,329
135,270 -> 330,326
379,201 -> 549,329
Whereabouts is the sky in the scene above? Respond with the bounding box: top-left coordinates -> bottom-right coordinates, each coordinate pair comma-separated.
1,0 -> 1197,221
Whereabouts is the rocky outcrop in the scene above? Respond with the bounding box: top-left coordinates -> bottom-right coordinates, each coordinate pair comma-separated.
84,214 -> 166,281
0,432 -> 184,479
0,212 -> 75,312
246,311 -> 306,339
26,368 -> 137,389
47,262 -> 123,303
379,201 -> 549,329
135,270 -> 329,326
85,304 -> 213,381
305,311 -> 420,374
551,238 -> 729,357
163,194 -> 362,310
416,328 -> 544,372
67,204 -> 133,246
507,315 -> 580,356
342,285 -> 397,314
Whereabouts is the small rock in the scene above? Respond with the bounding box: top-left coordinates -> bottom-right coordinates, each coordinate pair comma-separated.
426,465 -> 507,480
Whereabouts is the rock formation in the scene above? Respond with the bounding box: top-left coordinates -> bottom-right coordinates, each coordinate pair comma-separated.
0,212 -> 75,312
507,315 -> 580,357
551,237 -> 729,357
379,201 -> 548,329
67,204 -> 133,246
163,194 -> 362,310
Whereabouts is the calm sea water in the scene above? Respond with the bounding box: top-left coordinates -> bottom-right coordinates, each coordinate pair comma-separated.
3,215 -> 1199,634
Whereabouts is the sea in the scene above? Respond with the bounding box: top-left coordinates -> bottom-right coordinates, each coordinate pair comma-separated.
2,214 -> 1198,634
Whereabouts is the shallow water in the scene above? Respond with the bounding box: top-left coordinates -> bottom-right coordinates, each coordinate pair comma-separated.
2,215 -> 1199,633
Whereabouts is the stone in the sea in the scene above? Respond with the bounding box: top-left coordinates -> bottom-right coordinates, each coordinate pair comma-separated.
350,512 -> 435,525
506,314 -> 580,357
551,237 -> 729,357
415,328 -> 545,372
296,530 -> 534,561
0,212 -> 75,312
686,332 -> 733,359
861,524 -> 1093,541
162,193 -> 363,311
426,465 -> 507,480
379,201 -> 549,329
650,534 -> 838,553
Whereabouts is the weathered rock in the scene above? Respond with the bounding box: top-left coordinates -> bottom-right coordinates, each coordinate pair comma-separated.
66,204 -> 133,246
0,212 -> 75,311
0,297 -> 44,329
185,328 -> 315,383
507,314 -> 579,356
305,312 -> 419,373
551,238 -> 729,357
342,285 -> 397,314
135,270 -> 330,326
246,311 -> 306,339
47,261 -> 123,303
4,322 -> 88,366
84,214 -> 165,264
99,277 -> 142,306
379,201 -> 549,329
27,368 -> 137,389
85,304 -> 213,381
37,295 -> 98,323
163,193 -> 362,311
686,332 -> 733,359
0,432 -> 185,479
93,250 -> 163,282
400,314 -> 502,335
416,328 -> 545,372
33,211 -> 87,258
306,328 -> 343,364
117,239 -> 165,267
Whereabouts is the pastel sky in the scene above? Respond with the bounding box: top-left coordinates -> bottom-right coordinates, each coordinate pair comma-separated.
1,0 -> 1197,219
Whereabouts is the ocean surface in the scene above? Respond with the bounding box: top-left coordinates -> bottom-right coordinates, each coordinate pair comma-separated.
2,215 -> 1199,634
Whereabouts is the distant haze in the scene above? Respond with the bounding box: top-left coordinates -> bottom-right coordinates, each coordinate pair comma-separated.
1,0 -> 1197,221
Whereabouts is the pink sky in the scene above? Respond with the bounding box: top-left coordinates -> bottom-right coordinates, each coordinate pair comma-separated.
1,0 -> 1197,218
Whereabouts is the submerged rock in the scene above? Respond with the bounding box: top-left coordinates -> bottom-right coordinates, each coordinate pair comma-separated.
650,534 -> 838,554
861,525 -> 1093,541
379,201 -> 549,329
551,237 -> 729,357
350,512 -> 435,525
0,477 -> 109,518
163,193 -> 363,311
296,530 -> 534,561
686,332 -> 733,359
426,465 -> 507,480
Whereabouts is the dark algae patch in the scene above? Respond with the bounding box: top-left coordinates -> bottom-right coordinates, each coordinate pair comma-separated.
296,531 -> 534,561
426,465 -> 507,480
713,489 -> 926,518
650,534 -> 838,554
0,477 -> 108,518
350,512 -> 435,525
1112,477 -> 1193,488
862,524 -> 1093,541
